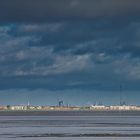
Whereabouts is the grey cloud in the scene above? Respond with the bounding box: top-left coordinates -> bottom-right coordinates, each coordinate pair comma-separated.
0,0 -> 140,22
0,25 -> 93,76
17,23 -> 64,34
1,21 -> 140,91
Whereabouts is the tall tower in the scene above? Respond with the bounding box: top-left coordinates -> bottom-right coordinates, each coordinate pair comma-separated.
120,84 -> 122,106
27,101 -> 30,106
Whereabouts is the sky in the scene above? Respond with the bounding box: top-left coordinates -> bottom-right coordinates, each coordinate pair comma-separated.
0,0 -> 140,106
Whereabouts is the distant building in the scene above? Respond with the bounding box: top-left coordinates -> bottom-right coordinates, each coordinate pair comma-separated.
110,105 -> 140,111
10,106 -> 28,110
0,106 -> 7,110
90,105 -> 109,110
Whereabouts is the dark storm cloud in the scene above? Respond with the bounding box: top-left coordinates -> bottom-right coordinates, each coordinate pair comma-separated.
1,20 -> 140,91
0,0 -> 140,22
22,20 -> 140,58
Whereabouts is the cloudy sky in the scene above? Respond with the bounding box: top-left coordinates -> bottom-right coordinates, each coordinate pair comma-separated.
0,0 -> 140,106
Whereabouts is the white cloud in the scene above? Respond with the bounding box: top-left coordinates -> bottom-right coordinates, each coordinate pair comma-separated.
113,55 -> 140,80
46,54 -> 93,75
10,54 -> 93,76
18,23 -> 65,34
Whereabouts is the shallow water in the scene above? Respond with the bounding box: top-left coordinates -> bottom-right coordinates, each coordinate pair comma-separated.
0,111 -> 140,140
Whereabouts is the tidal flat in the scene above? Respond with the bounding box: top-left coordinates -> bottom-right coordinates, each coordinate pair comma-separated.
0,111 -> 140,140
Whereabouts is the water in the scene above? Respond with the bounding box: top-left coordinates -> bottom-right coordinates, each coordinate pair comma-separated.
0,111 -> 140,140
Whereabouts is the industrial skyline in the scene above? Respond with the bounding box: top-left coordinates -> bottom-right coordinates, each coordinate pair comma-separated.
1,101 -> 140,111
0,90 -> 136,107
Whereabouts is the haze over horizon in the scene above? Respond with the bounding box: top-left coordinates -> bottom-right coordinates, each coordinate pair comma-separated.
0,0 -> 140,105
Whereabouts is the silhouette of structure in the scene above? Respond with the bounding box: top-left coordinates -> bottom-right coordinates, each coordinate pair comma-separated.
58,100 -> 64,107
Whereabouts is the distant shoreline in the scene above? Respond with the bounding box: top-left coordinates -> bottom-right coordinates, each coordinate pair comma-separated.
1,110 -> 140,116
